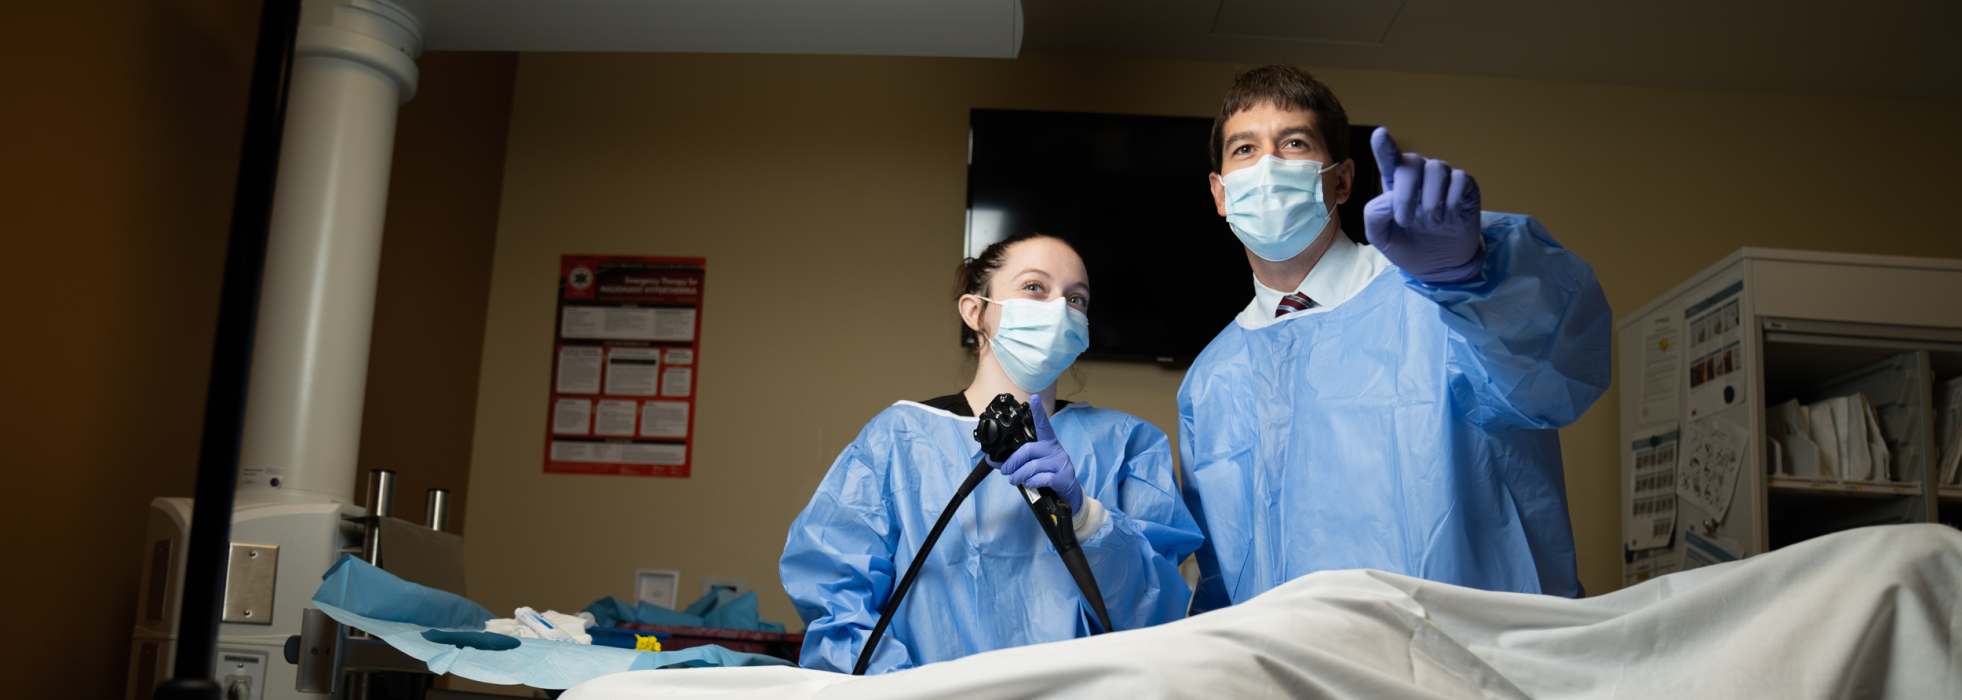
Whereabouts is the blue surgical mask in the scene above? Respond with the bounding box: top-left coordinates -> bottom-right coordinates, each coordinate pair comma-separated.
1220,155 -> 1338,262
974,296 -> 1089,393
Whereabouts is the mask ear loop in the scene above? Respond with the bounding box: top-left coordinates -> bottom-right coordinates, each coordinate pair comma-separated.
962,294 -> 995,354
1305,159 -> 1342,244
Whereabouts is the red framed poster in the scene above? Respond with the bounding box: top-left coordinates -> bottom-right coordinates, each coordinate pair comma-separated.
545,255 -> 704,477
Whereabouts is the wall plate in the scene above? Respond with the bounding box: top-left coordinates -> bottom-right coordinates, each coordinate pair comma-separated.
635,569 -> 680,610
221,542 -> 279,625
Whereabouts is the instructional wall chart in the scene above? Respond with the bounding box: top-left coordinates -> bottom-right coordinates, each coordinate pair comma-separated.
545,255 -> 704,477
1626,427 -> 1680,551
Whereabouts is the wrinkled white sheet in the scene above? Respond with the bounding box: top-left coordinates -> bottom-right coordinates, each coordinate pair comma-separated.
566,525 -> 1961,700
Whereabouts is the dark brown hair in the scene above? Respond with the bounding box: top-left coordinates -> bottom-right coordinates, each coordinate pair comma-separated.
954,231 -> 1074,352
1210,65 -> 1350,172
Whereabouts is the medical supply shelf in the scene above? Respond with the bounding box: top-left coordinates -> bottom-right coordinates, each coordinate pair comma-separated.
1767,476 -> 1921,497
1617,248 -> 1962,586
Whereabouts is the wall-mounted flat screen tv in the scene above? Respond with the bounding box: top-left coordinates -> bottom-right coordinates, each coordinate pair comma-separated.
965,108 -> 1381,363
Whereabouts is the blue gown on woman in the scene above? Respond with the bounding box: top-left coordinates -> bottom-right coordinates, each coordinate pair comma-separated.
781,397 -> 1203,674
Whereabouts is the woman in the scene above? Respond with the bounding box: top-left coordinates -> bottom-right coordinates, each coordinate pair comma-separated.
780,232 -> 1203,674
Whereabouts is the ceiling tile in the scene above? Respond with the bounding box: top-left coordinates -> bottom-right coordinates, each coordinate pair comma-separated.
1211,0 -> 1407,46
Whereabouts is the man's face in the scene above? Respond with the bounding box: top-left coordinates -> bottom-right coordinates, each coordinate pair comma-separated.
1208,102 -> 1354,218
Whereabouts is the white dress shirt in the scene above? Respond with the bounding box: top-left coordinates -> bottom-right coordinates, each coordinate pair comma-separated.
1235,231 -> 1395,330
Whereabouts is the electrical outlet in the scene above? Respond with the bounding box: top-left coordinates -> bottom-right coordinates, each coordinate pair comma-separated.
701,576 -> 748,598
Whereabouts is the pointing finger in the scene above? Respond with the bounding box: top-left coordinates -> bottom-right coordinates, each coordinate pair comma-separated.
1393,152 -> 1424,226
1030,398 -> 1055,442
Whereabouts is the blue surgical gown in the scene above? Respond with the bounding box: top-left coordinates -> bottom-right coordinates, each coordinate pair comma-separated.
782,400 -> 1203,674
1179,212 -> 1611,612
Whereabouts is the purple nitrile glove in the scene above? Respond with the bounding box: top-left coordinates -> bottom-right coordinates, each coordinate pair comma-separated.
995,400 -> 1084,512
1362,127 -> 1486,285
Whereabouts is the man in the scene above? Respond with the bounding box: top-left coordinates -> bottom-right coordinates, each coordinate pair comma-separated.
1178,65 -> 1611,612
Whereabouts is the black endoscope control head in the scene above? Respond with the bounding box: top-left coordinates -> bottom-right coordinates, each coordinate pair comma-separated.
974,393 -> 1037,464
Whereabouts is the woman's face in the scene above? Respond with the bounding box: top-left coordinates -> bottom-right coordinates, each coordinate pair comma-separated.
964,237 -> 1090,346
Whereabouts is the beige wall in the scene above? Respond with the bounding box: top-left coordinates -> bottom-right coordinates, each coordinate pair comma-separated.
469,50 -> 1962,631
0,3 -> 258,695
355,51 -> 519,537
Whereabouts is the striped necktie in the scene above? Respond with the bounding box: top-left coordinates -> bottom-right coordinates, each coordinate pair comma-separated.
1276,292 -> 1316,317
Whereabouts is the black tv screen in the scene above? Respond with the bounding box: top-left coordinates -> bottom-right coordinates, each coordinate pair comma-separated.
964,108 -> 1381,363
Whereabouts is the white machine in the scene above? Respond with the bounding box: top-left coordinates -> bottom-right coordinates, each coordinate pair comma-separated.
127,499 -> 364,700
1618,247 -> 1962,586
126,1 -> 427,698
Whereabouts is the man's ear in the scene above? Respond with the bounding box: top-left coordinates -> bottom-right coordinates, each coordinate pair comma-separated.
1209,172 -> 1228,217
1330,158 -> 1356,206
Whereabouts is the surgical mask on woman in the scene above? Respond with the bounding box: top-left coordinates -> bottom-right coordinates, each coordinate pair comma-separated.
972,295 -> 1089,393
1220,155 -> 1338,262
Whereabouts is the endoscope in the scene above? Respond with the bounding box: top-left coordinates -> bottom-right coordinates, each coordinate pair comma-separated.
851,394 -> 1115,675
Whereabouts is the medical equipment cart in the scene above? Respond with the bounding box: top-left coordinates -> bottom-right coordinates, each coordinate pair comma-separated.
1617,248 -> 1962,586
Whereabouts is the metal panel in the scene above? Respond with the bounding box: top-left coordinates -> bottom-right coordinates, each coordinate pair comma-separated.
1752,260 -> 1962,329
1764,317 -> 1962,346
135,642 -> 160,700
375,516 -> 467,595
221,543 -> 280,625
146,539 -> 173,621
1740,247 -> 1962,271
295,608 -> 341,695
1766,331 -> 1962,353
1914,351 -> 1941,525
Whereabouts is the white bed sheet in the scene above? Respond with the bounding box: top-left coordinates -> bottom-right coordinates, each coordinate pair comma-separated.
566,524 -> 1962,700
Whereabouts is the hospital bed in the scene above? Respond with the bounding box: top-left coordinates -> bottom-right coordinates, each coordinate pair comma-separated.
559,524 -> 1961,700
298,523 -> 1960,699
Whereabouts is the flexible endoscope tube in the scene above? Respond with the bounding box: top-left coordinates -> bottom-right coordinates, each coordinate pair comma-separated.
853,461 -> 994,676
976,393 -> 1112,632
1022,488 -> 1114,633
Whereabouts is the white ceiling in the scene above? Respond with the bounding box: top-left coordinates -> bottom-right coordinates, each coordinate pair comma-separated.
399,0 -> 1960,99
407,0 -> 1023,58
1020,0 -> 1961,99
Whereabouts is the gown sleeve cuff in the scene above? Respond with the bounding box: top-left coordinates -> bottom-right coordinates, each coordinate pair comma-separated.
1072,495 -> 1108,540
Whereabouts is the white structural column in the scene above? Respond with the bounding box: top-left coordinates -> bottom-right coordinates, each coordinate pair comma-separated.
237,0 -> 422,504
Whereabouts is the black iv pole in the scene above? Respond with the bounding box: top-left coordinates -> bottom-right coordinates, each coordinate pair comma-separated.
154,1 -> 301,697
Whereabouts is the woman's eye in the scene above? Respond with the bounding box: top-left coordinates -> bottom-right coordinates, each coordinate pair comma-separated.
1022,282 -> 1044,294
1069,295 -> 1087,306
1234,145 -> 1250,155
